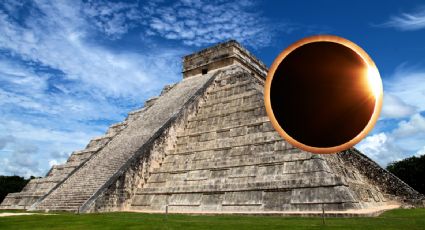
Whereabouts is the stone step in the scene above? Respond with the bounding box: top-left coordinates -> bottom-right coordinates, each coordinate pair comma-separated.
106,121 -> 128,136
86,134 -> 114,149
65,186 -> 102,191
43,199 -> 88,204
72,146 -> 102,155
200,94 -> 262,114
43,206 -> 79,211
156,150 -> 316,174
185,107 -> 266,131
207,84 -> 258,101
32,177 -> 64,184
109,121 -> 128,129
188,100 -> 264,122
212,71 -> 249,84
44,193 -> 94,199
146,171 -> 335,189
47,200 -> 88,205
67,147 -> 101,163
137,176 -> 347,195
147,162 -> 332,188
131,188 -> 359,212
208,79 -> 253,94
176,122 -> 276,145
164,141 -> 289,165
48,195 -> 90,200
126,107 -> 149,121
202,90 -> 260,108
173,131 -> 282,155
178,116 -> 269,138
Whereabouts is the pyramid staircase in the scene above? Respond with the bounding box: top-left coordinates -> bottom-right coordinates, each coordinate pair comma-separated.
32,71 -> 216,212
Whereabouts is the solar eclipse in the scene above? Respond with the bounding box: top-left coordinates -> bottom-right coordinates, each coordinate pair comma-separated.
264,35 -> 383,154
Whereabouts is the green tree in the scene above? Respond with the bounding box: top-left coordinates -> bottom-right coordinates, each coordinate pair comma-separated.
386,155 -> 425,195
0,176 -> 30,203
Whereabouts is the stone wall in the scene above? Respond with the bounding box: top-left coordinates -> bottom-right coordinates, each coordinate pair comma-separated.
338,148 -> 424,206
182,40 -> 267,79
129,66 -> 393,214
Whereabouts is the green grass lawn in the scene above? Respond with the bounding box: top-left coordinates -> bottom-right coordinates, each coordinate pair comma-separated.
1,208 -> 424,230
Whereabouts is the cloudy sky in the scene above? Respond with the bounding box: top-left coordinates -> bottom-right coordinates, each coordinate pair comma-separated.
0,0 -> 424,177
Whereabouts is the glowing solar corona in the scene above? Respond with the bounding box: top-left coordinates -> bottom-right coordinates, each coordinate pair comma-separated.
264,35 -> 383,154
367,66 -> 383,99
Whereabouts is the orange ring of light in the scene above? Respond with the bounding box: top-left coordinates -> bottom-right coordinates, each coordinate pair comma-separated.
264,35 -> 383,154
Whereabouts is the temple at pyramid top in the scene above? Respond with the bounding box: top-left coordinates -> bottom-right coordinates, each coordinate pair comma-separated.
182,40 -> 268,79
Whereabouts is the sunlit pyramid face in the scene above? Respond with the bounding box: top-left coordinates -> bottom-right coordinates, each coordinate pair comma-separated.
264,35 -> 383,154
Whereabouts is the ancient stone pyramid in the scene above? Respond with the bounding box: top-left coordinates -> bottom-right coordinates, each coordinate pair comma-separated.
1,41 -> 423,215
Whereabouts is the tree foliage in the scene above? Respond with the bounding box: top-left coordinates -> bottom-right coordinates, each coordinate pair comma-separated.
386,155 -> 425,195
0,176 -> 30,203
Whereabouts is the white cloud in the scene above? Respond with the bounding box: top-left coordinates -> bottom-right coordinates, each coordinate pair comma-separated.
142,0 -> 280,48
358,113 -> 425,166
357,133 -> 403,165
0,0 -> 183,177
357,133 -> 388,158
0,120 -> 96,147
0,142 -> 43,178
381,7 -> 425,31
0,1 -> 182,99
384,65 -> 425,112
393,114 -> 425,137
82,0 -> 142,39
377,63 -> 425,121
0,118 -> 101,177
381,93 -> 417,119
48,159 -> 62,168
81,0 -> 289,48
0,135 -> 14,150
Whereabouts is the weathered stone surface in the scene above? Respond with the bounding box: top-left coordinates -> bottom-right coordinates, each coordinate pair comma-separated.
2,40 -> 423,214
128,68 -> 401,213
182,40 -> 267,80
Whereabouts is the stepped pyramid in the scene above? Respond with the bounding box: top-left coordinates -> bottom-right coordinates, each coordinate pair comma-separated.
1,41 -> 423,215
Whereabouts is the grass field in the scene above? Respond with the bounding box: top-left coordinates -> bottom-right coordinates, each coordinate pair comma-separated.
1,208 -> 424,230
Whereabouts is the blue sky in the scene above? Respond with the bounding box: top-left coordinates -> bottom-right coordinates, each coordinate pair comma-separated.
0,0 -> 424,177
